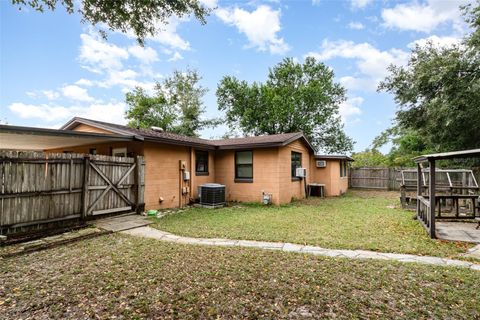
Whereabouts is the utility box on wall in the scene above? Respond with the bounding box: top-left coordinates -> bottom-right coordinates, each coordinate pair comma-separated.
179,160 -> 186,170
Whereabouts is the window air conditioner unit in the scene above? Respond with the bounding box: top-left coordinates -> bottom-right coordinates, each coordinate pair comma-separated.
198,183 -> 226,208
295,168 -> 307,178
316,160 -> 327,168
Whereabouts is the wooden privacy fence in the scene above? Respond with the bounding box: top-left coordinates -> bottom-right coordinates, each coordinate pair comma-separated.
349,167 -> 402,190
0,150 -> 145,236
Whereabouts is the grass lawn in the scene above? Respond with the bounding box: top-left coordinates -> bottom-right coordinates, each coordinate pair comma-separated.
151,190 -> 474,259
1,234 -> 479,319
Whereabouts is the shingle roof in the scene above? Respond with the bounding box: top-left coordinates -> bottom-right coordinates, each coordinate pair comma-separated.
315,154 -> 354,161
212,132 -> 313,151
61,117 -> 315,152
61,117 -> 216,149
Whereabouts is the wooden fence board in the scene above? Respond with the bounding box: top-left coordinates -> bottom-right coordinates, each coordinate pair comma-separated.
0,150 -> 145,236
349,167 -> 403,190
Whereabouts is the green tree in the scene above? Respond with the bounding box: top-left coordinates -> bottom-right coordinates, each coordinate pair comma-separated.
351,149 -> 388,168
216,57 -> 354,153
125,87 -> 175,131
125,69 -> 217,136
163,69 -> 219,137
377,2 -> 480,154
12,0 -> 210,45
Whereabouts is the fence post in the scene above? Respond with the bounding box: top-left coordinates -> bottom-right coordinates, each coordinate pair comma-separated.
81,155 -> 90,220
134,156 -> 144,214
387,168 -> 394,191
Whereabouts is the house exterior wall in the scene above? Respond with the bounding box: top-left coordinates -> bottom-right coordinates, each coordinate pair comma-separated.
46,119 -> 350,208
214,148 -> 281,204
190,149 -> 216,199
278,140 -> 312,203
311,159 -> 349,196
142,142 -> 192,210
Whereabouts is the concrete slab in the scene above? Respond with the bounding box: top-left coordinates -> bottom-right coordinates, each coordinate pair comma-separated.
436,222 -> 480,244
93,214 -> 152,232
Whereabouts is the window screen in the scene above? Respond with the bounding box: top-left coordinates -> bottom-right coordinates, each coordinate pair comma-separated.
291,152 -> 302,178
235,151 -> 253,179
196,151 -> 209,174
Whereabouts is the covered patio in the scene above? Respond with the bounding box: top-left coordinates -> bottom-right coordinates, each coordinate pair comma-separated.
413,149 -> 480,242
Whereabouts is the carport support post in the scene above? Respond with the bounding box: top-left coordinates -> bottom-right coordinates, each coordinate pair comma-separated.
81,155 -> 90,220
428,159 -> 436,239
416,163 -> 422,219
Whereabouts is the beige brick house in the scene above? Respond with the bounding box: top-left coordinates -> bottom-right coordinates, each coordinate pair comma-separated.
5,117 -> 352,210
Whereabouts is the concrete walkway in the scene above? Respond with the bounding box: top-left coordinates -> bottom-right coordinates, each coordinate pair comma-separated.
122,226 -> 480,271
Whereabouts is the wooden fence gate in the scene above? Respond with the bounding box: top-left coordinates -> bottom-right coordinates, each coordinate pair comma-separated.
0,151 -> 145,236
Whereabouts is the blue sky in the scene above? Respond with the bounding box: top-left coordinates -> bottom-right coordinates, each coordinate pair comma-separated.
0,0 -> 471,152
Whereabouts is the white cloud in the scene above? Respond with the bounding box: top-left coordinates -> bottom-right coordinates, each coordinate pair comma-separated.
381,0 -> 468,33
81,102 -> 127,124
145,17 -> 191,51
42,90 -> 60,100
408,35 -> 461,49
305,40 -> 409,90
75,78 -> 94,86
128,45 -> 159,64
79,32 -> 129,72
8,101 -> 127,125
216,5 -> 290,54
339,96 -> 363,122
98,69 -> 138,88
199,0 -> 218,9
350,0 -> 373,9
348,22 -> 364,30
339,76 -> 376,92
312,0 -> 321,6
62,85 -> 95,102
168,52 -> 184,62
8,103 -> 73,121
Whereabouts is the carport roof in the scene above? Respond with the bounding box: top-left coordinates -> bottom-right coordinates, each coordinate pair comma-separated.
413,149 -> 480,163
0,124 -> 138,151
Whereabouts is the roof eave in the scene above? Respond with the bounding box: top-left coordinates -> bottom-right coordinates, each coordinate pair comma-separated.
413,148 -> 480,163
315,155 -> 354,161
281,133 -> 316,153
143,137 -> 215,150
0,124 -> 136,141
61,117 -> 133,136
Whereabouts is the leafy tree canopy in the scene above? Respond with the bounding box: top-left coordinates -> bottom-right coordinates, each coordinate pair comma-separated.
12,0 -> 210,45
377,2 -> 480,155
216,57 -> 354,154
351,149 -> 389,168
126,69 -> 218,137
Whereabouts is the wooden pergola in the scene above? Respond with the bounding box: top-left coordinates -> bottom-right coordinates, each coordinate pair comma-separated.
413,149 -> 480,238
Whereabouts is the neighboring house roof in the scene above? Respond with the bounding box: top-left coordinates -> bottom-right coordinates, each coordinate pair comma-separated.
61,117 -> 217,150
61,117 -> 316,152
315,154 -> 354,161
0,124 -> 136,151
